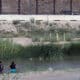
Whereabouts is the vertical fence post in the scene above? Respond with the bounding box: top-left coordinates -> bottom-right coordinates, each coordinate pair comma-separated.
70,0 -> 72,14
0,0 -> 2,14
53,0 -> 55,14
18,0 -> 21,14
36,0 -> 38,14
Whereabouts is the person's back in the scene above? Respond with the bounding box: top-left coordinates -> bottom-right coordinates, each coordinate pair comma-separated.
10,63 -> 16,69
10,61 -> 16,73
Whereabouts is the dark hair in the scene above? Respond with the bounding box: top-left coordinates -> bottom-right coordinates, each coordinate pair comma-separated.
11,61 -> 15,65
12,61 -> 14,63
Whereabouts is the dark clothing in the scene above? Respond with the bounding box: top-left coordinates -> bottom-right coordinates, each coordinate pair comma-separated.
10,63 -> 16,73
10,64 -> 16,69
0,64 -> 3,73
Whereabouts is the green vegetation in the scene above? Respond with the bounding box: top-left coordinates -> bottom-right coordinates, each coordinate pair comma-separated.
0,39 -> 80,61
0,39 -> 62,61
0,39 -> 22,60
63,42 -> 80,56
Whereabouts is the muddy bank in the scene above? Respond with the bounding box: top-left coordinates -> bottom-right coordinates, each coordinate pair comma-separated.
2,59 -> 80,73
0,70 -> 80,80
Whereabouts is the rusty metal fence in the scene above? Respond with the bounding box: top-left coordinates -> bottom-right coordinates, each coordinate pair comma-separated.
0,0 -> 80,14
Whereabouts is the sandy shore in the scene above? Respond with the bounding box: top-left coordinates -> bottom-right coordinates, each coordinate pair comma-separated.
0,70 -> 80,80
27,70 -> 80,80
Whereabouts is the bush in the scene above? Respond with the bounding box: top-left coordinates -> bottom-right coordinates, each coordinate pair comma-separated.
62,42 -> 80,57
19,44 -> 63,61
0,39 -> 63,61
0,38 -> 80,61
